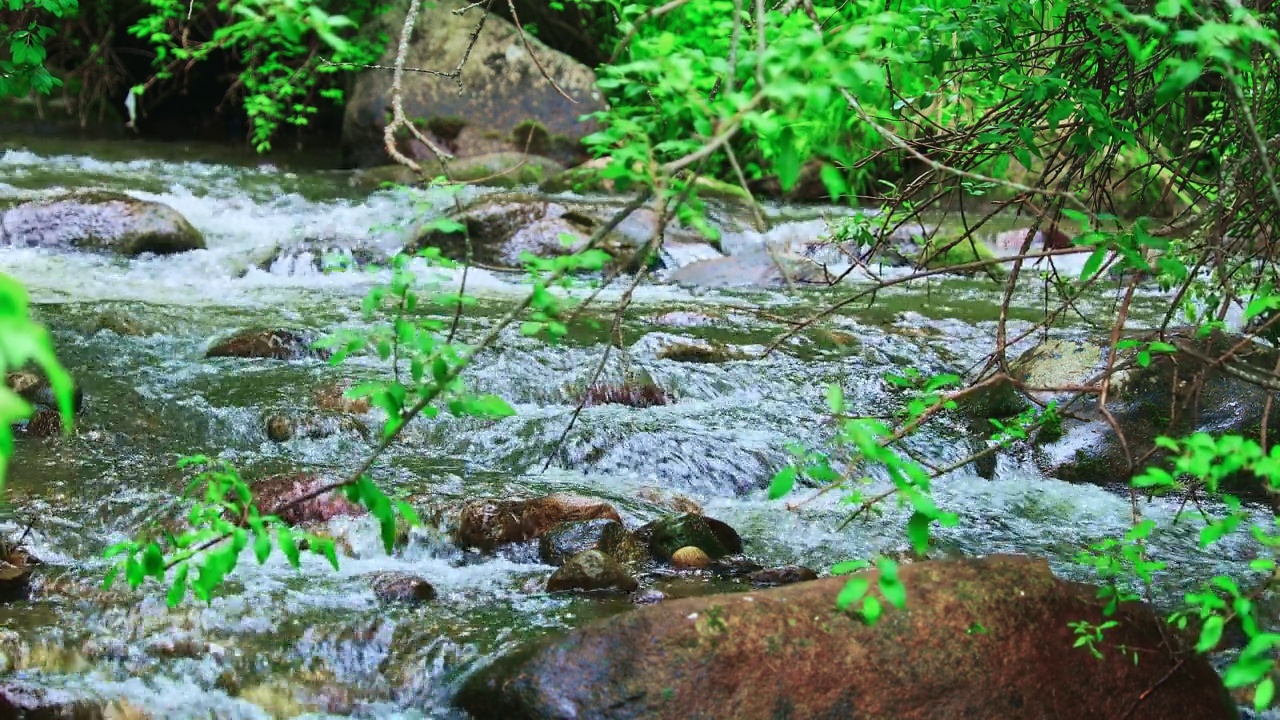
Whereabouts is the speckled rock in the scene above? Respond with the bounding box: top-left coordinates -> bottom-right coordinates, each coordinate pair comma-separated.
0,191 -> 204,255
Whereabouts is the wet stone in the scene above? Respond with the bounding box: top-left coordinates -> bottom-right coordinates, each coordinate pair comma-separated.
206,329 -> 329,361
546,550 -> 638,594
748,565 -> 819,587
640,513 -> 744,562
365,572 -> 437,604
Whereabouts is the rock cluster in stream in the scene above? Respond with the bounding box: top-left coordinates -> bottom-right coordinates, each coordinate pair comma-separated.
451,494 -> 804,598
963,328 -> 1280,497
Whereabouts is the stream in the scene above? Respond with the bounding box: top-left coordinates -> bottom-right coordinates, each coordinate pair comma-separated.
0,135 -> 1272,719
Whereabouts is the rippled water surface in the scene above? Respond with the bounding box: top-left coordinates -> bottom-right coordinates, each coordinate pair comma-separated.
0,136 -> 1269,718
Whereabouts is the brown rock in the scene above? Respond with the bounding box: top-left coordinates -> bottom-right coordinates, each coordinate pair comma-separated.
251,473 -> 363,526
312,383 -> 371,414
670,546 -> 709,569
365,572 -> 437,604
454,494 -> 622,552
748,565 -> 818,587
458,555 -> 1235,720
206,329 -> 328,361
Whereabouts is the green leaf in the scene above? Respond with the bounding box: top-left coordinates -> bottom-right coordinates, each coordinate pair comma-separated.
831,560 -> 870,575
861,594 -> 883,623
1196,615 -> 1224,653
279,526 -> 301,568
166,564 -> 189,607
1225,658 -> 1273,688
825,383 -> 845,414
253,527 -> 271,564
1080,245 -> 1109,281
1255,677 -> 1275,711
878,575 -> 906,610
768,466 -> 797,500
775,127 -> 801,192
142,542 -> 165,578
906,511 -> 932,555
395,500 -> 422,527
1157,59 -> 1203,104
836,577 -> 870,610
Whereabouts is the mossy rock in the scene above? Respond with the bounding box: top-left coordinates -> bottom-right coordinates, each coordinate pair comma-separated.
640,513 -> 743,562
915,234 -> 1001,274
546,549 -> 638,593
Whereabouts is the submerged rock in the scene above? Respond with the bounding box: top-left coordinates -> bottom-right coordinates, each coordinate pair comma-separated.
365,572 -> 437,604
545,549 -> 638,593
408,194 -> 662,271
656,341 -> 746,363
0,681 -> 105,718
640,513 -> 743,562
264,413 -> 368,443
581,381 -> 670,408
206,329 -> 328,361
312,383 -> 372,415
251,473 -> 363,526
459,555 -> 1234,720
666,251 -> 832,289
0,191 -> 205,255
0,549 -> 38,603
454,494 -> 622,552
748,565 -> 818,587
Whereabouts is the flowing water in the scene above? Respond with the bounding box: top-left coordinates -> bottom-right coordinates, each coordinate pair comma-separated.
0,134 -> 1271,718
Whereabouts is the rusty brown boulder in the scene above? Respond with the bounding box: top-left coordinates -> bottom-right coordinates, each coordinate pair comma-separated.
251,473 -> 363,526
458,555 -> 1235,720
454,495 -> 622,552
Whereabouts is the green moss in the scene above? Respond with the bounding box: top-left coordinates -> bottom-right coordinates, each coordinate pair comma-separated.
540,164 -> 609,194
1035,411 -> 1063,444
511,120 -> 551,155
916,233 -> 999,271
422,115 -> 466,140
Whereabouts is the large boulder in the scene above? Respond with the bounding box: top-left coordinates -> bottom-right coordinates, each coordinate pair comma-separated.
977,329 -> 1280,494
341,0 -> 606,169
458,554 -> 1235,720
0,191 -> 204,256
